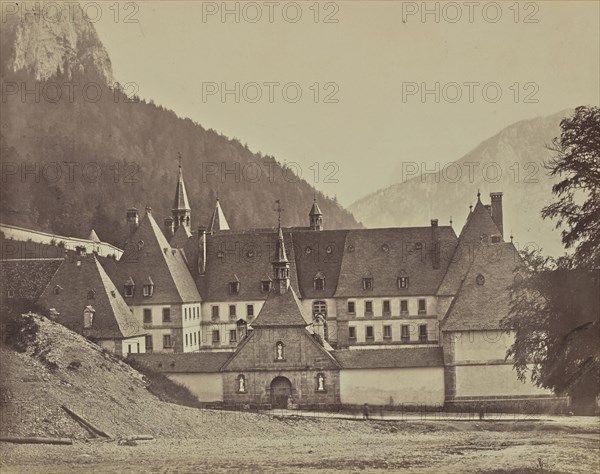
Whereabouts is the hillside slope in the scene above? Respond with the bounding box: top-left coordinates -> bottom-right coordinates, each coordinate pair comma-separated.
0,5 -> 360,243
349,110 -> 573,256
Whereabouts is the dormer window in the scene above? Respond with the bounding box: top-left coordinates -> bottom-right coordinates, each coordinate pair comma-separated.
53,285 -> 63,295
87,289 -> 95,300
491,235 -> 501,243
314,271 -> 325,291
398,276 -> 409,289
124,277 -> 135,297
362,277 -> 373,290
142,277 -> 154,297
83,305 -> 95,329
229,276 -> 240,295
261,279 -> 272,292
7,289 -> 15,299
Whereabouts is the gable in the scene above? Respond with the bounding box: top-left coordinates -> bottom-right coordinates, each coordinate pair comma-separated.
222,327 -> 340,372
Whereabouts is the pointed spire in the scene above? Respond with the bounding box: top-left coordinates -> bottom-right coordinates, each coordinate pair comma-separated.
309,195 -> 323,231
477,189 -> 481,201
273,200 -> 290,293
207,198 -> 230,234
172,156 -> 191,233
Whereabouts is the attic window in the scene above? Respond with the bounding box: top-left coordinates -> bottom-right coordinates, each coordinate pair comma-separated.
87,289 -> 95,300
491,235 -> 501,243
143,277 -> 154,297
83,306 -> 95,329
362,277 -> 373,290
398,276 -> 409,289
476,274 -> 485,286
326,245 -> 334,254
415,242 -> 423,250
138,240 -> 144,250
381,243 -> 390,253
347,245 -> 355,252
229,281 -> 240,295
305,246 -> 312,255
261,280 -> 272,292
54,285 -> 63,295
7,289 -> 15,299
124,285 -> 134,297
314,272 -> 325,291
217,250 -> 225,258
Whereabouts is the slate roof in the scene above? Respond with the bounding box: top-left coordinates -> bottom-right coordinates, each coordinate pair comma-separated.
170,224 -> 192,249
0,259 -> 63,302
332,346 -> 444,369
251,288 -> 311,327
173,166 -> 191,210
207,199 -> 230,234
198,230 -> 300,301
334,227 -> 457,297
437,197 -> 504,296
103,210 -> 201,305
129,352 -> 230,373
37,255 -> 144,340
441,242 -> 524,331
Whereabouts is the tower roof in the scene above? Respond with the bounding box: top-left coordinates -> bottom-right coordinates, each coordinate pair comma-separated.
274,225 -> 289,263
172,165 -> 191,211
207,199 -> 230,234
309,199 -> 323,216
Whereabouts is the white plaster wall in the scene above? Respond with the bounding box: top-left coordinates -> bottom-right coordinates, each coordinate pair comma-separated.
340,367 -> 445,405
452,330 -> 514,361
167,373 -> 224,402
455,364 -> 552,398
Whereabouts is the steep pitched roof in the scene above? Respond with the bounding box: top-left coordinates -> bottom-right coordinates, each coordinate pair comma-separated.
251,288 -> 311,327
0,259 -> 63,302
333,346 -> 443,369
103,210 -> 201,305
197,230 -> 300,301
173,166 -> 191,210
437,196 -> 504,296
334,227 -> 457,297
441,242 -> 524,331
130,353 -> 230,373
37,255 -> 144,339
292,230 -> 348,299
170,224 -> 192,249
207,199 -> 230,233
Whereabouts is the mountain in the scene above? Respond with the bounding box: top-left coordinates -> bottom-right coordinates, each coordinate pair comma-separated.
0,4 -> 360,245
349,110 -> 573,257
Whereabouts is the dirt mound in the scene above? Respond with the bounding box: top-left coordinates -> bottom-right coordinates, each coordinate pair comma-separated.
0,314 -> 301,440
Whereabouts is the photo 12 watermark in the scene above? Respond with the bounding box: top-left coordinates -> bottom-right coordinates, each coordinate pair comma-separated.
201,1 -> 340,24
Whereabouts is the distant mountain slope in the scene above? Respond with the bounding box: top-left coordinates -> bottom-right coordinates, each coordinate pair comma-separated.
349,110 -> 573,256
0,4 -> 360,244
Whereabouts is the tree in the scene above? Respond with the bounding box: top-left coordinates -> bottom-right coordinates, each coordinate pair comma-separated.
542,106 -> 600,268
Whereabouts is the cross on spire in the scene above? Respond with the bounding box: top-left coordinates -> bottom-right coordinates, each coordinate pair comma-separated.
274,199 -> 284,227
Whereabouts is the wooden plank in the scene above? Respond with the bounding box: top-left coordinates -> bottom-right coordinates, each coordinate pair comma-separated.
0,436 -> 73,445
61,405 -> 112,439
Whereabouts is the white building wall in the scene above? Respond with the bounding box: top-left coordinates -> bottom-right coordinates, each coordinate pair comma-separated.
455,364 -> 552,398
201,300 -> 265,348
340,367 -> 445,406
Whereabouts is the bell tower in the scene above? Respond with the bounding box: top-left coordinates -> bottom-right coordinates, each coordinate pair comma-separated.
273,200 -> 290,294
309,197 -> 323,231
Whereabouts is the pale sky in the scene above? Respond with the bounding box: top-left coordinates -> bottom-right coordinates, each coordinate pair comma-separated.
95,1 -> 600,206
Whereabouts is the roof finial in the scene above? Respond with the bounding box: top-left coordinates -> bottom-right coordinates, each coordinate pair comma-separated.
274,199 -> 284,228
510,229 -> 514,243
177,152 -> 182,168
477,188 -> 481,199
449,216 -> 453,226
469,204 -> 473,213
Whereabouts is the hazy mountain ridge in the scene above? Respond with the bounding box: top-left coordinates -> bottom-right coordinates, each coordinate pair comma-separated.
349,110 -> 574,256
0,6 -> 360,243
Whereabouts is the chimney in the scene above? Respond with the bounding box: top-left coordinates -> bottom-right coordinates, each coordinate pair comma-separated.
145,206 -> 152,216
431,219 -> 440,270
126,208 -> 139,234
198,225 -> 207,274
490,192 -> 504,237
164,217 -> 174,240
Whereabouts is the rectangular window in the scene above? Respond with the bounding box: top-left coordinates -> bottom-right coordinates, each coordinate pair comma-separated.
347,301 -> 355,314
362,277 -> 373,290
383,300 -> 391,315
212,330 -> 220,343
247,304 -> 254,317
229,330 -> 237,342
163,334 -> 172,348
418,299 -> 427,314
194,332 -> 197,345
261,280 -> 271,292
145,335 -> 153,351
400,300 -> 409,315
124,285 -> 134,297
364,301 -> 373,316
365,326 -> 374,340
401,325 -> 410,343
143,308 -> 152,324
348,326 -> 356,339
184,307 -> 188,320
314,278 -> 325,291
212,305 -> 220,321
185,333 -> 189,346
419,324 -> 428,342
229,304 -> 236,318
383,325 -> 392,339
229,281 -> 240,294
162,307 -> 171,323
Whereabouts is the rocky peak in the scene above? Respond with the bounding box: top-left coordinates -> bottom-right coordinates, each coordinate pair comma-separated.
1,2 -> 113,83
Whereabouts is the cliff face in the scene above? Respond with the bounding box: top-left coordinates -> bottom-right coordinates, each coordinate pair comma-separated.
1,3 -> 113,83
349,110 -> 574,256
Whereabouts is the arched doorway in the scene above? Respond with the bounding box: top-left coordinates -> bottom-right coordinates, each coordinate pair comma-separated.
270,376 -> 292,408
